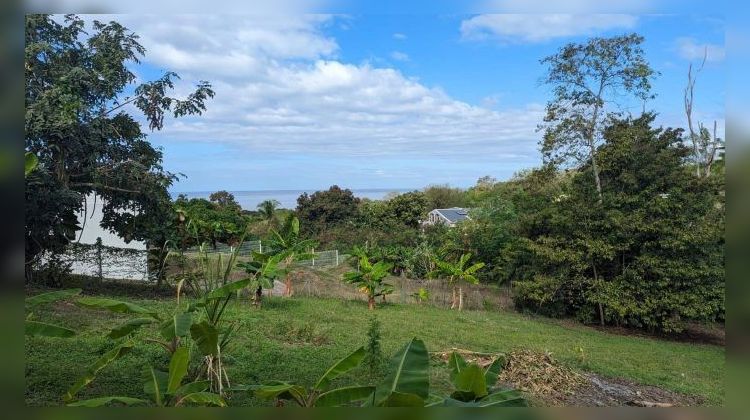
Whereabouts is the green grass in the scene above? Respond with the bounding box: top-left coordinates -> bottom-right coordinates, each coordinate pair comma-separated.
25,293 -> 725,406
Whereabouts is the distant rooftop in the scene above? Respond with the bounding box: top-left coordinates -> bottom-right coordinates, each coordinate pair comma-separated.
433,207 -> 471,223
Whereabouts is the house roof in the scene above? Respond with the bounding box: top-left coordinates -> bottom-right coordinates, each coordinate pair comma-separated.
432,207 -> 471,224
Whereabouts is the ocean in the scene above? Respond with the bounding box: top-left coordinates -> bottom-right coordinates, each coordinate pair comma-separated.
173,188 -> 415,211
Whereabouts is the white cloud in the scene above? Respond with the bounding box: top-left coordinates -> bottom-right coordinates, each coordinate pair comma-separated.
460,14 -> 638,43
476,0 -> 654,13
676,37 -> 725,63
393,33 -> 407,40
390,51 -> 409,61
79,15 -> 544,168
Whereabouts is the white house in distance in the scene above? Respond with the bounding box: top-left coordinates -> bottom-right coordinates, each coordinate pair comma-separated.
423,207 -> 472,228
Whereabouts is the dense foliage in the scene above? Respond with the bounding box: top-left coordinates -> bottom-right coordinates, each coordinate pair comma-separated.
25,14 -> 214,280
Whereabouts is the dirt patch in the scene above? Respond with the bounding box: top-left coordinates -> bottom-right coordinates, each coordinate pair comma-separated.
433,348 -> 702,407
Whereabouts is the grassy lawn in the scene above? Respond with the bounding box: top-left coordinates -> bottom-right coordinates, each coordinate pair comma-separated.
25,293 -> 725,406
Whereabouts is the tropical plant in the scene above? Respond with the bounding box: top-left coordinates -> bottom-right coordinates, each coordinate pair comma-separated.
24,288 -> 81,337
67,347 -> 225,407
411,287 -> 430,304
250,347 -> 374,407
363,337 -> 430,406
343,255 -> 394,310
237,251 -> 284,307
429,253 -> 485,311
266,214 -> 316,297
257,199 -> 280,222
427,352 -> 526,406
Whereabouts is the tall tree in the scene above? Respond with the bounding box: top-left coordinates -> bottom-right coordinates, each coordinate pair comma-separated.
256,199 -> 280,222
295,185 -> 360,235
25,14 -> 214,280
683,50 -> 724,178
539,33 -> 656,202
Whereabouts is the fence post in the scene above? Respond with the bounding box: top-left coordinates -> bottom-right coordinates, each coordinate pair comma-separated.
95,237 -> 103,282
311,248 -> 315,267
259,240 -> 262,254
335,249 -> 339,266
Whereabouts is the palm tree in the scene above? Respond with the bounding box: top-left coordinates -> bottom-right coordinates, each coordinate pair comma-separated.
343,255 -> 394,310
429,253 -> 484,311
257,199 -> 280,222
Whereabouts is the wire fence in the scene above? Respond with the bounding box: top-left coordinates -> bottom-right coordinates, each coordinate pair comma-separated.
185,240 -> 340,268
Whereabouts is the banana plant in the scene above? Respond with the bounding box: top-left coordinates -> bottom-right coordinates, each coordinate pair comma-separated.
429,253 -> 485,311
363,337 -> 430,407
250,346 -> 374,407
25,288 -> 81,337
67,347 -> 225,407
265,215 -> 316,297
343,255 -> 394,310
427,352 -> 527,406
411,287 -> 430,305
237,251 -> 284,307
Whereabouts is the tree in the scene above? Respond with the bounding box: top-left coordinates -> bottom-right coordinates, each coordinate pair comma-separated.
173,196 -> 247,249
422,184 -> 466,210
25,15 -> 214,280
209,190 -> 241,211
539,33 -> 656,203
683,50 -> 724,178
429,253 -> 484,311
257,199 -> 280,222
343,255 -> 394,310
385,191 -> 428,228
513,115 -> 724,332
296,185 -> 360,235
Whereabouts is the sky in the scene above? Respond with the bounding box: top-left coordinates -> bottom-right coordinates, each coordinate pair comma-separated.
79,13 -> 725,192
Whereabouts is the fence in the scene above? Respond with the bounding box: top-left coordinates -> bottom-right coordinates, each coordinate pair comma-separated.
185,240 -> 340,268
49,238 -> 149,281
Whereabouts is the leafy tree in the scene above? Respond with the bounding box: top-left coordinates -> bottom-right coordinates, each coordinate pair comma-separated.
296,185 -> 360,235
343,255 -> 394,310
385,191 -> 428,228
209,190 -> 241,211
173,195 -> 248,248
430,253 -> 485,311
539,33 -> 656,202
25,15 -> 214,280
513,114 -> 724,332
257,199 -> 280,222
422,184 -> 467,210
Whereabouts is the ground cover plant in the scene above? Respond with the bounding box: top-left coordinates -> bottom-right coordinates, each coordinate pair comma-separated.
25,290 -> 725,406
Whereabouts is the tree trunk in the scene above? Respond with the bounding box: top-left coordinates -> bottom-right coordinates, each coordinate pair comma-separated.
458,286 -> 464,311
368,296 -> 375,310
285,273 -> 293,297
597,302 -> 605,326
450,286 -> 457,310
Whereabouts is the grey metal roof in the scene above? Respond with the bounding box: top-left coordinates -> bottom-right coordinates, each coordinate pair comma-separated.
433,207 -> 471,223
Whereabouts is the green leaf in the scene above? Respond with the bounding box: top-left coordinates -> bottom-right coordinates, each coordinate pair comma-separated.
175,392 -> 226,407
160,312 -> 193,340
25,320 -> 76,338
167,347 -> 189,394
313,346 -> 366,391
190,321 -> 219,356
25,288 -> 81,306
451,364 -> 488,400
64,341 -> 136,402
253,382 -> 307,406
478,389 -> 527,407
380,391 -> 425,407
25,152 -> 38,177
484,356 -> 505,387
373,337 -> 429,406
76,297 -> 159,319
206,278 -> 253,299
315,386 -> 375,407
66,396 -> 148,407
143,366 -> 167,406
174,380 -> 210,397
447,352 -> 467,380
108,318 -> 154,339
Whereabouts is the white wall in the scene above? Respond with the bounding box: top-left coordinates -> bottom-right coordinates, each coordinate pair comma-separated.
76,194 -> 146,250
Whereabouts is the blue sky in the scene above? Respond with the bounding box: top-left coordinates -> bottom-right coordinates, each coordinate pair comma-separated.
96,13 -> 725,192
